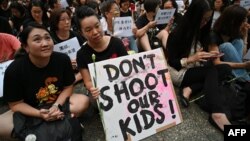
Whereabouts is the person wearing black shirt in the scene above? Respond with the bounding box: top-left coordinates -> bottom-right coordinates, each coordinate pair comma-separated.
76,6 -> 128,100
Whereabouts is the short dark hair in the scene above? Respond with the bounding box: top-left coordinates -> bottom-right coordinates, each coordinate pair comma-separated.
10,1 -> 26,16
144,0 -> 160,13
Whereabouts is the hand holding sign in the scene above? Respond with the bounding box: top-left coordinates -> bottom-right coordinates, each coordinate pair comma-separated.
113,16 -> 134,37
88,49 -> 182,141
155,9 -> 176,25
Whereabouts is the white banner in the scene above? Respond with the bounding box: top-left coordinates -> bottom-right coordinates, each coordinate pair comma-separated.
155,9 -> 175,25
113,16 -> 133,37
240,0 -> 250,10
0,60 -> 13,97
53,37 -> 81,60
60,0 -> 69,8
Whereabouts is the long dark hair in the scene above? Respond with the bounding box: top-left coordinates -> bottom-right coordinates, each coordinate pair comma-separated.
167,0 -> 213,57
213,4 -> 247,39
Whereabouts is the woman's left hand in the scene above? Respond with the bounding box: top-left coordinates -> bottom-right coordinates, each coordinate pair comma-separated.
48,106 -> 64,120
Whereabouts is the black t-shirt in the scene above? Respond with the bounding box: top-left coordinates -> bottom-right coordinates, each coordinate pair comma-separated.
3,52 -> 75,107
120,10 -> 132,17
50,30 -> 85,46
10,12 -> 30,33
0,8 -> 11,20
135,14 -> 163,36
77,36 -> 128,70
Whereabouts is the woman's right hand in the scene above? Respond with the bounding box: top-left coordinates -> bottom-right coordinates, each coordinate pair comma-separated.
39,109 -> 64,121
89,87 -> 100,99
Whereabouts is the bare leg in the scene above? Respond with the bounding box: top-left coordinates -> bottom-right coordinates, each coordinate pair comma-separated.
183,87 -> 192,99
0,110 -> 14,138
156,30 -> 169,49
211,113 -> 231,131
138,33 -> 151,51
74,72 -> 82,84
69,94 -> 89,117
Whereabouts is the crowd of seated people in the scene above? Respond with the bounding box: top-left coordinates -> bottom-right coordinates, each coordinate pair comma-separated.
0,0 -> 250,140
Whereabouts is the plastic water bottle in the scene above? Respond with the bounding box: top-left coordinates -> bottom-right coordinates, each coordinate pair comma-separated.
25,134 -> 36,141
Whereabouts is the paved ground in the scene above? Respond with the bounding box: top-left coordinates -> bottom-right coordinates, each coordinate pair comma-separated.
81,97 -> 223,141
75,82 -> 224,141
0,84 -> 224,141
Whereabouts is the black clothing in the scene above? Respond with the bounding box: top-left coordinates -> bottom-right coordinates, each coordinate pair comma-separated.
77,36 -> 128,70
50,30 -> 85,46
4,52 -> 75,107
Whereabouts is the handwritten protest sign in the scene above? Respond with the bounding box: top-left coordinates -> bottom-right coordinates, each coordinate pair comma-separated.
53,37 -> 81,60
0,60 -> 13,97
60,0 -> 69,8
88,48 -> 182,141
113,16 -> 133,37
240,0 -> 250,10
155,9 -> 175,25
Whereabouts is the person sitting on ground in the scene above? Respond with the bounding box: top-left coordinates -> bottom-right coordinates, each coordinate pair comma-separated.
161,0 -> 183,33
209,5 -> 250,81
211,0 -> 230,28
0,33 -> 21,63
22,0 -> 49,29
165,0 -> 231,131
50,8 -> 85,84
135,0 -> 169,51
9,1 -> 30,36
0,23 -> 89,140
75,6 -> 128,101
100,0 -> 138,52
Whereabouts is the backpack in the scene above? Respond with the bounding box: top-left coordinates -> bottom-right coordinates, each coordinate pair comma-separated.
12,99 -> 82,141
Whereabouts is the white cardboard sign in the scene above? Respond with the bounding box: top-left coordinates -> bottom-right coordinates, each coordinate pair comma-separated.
53,37 -> 81,60
88,48 -> 182,141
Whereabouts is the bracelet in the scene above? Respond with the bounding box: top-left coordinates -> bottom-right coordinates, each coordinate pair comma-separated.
52,103 -> 60,109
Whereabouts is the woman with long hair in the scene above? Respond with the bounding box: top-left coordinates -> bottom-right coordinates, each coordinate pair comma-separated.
166,0 -> 231,131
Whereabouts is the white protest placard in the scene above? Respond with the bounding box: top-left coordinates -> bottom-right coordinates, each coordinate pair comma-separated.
155,9 -> 175,25
60,0 -> 69,8
240,0 -> 250,10
0,60 -> 13,97
113,16 -> 133,37
54,37 -> 81,60
88,48 -> 182,141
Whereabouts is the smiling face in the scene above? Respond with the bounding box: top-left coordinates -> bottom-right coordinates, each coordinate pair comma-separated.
25,28 -> 54,59
80,15 -> 103,44
31,6 -> 43,23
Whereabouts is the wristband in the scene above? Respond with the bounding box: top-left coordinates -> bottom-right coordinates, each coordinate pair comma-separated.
52,103 -> 61,110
